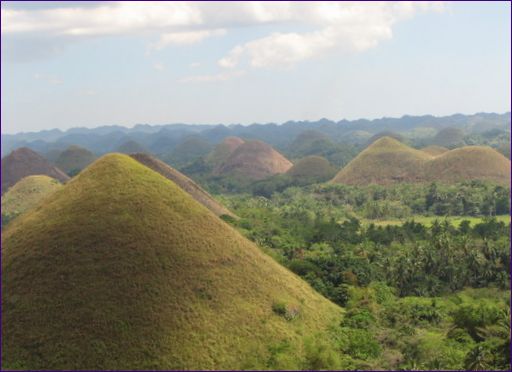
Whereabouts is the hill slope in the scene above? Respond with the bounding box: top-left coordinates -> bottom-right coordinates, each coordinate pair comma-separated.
206,136 -> 245,166
332,137 -> 510,186
214,140 -> 293,180
287,155 -> 335,179
421,145 -> 449,157
55,145 -> 97,176
332,137 -> 431,185
2,154 -> 342,370
1,147 -> 69,194
1,175 -> 62,226
130,153 -> 235,218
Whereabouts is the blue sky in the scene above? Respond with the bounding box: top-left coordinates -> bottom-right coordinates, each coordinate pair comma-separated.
1,1 -> 510,134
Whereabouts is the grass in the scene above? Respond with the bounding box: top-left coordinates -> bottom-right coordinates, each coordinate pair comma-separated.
1,175 -> 62,226
362,215 -> 510,227
2,153 -> 342,370
332,137 -> 510,186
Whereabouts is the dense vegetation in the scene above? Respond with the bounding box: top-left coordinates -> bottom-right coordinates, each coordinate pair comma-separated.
219,181 -> 510,370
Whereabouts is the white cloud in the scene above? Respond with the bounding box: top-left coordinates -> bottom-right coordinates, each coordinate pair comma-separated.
180,70 -> 245,83
33,73 -> 63,85
2,1 -> 444,66
153,62 -> 165,71
150,29 -> 226,50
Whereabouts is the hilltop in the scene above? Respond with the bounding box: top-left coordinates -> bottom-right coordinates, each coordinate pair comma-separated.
130,153 -> 235,218
205,136 -> 245,166
2,154 -> 342,370
55,145 -> 97,176
1,147 -> 69,194
332,137 -> 430,185
214,140 -> 293,180
332,137 -> 511,186
432,127 -> 465,148
1,175 -> 62,226
287,155 -> 335,179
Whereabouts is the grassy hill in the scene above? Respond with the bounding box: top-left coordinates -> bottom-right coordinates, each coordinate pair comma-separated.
130,153 -> 235,218
421,145 -> 449,156
287,155 -> 335,179
2,153 -> 342,370
432,127 -> 465,148
55,145 -> 97,176
332,137 -> 431,185
332,137 -> 510,186
423,146 -> 510,185
205,136 -> 245,166
1,147 -> 69,195
214,140 -> 293,180
1,175 -> 62,226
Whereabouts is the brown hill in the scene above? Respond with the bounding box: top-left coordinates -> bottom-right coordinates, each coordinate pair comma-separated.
421,145 -> 449,157
214,140 -> 293,180
331,137 -> 431,185
423,146 -> 510,185
332,137 -> 511,186
1,147 -> 69,195
130,153 -> 235,218
206,136 -> 245,166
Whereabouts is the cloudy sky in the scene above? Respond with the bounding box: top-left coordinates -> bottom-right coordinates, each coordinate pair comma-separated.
1,1 -> 510,134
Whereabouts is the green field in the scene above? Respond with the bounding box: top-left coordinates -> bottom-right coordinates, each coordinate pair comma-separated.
363,215 -> 510,227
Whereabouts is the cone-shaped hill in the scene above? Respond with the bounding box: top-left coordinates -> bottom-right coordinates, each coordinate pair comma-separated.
55,145 -> 97,176
423,146 -> 510,185
1,147 -> 69,195
2,154 -> 342,370
332,137 -> 511,186
421,145 -> 449,157
332,137 -> 430,185
286,155 -> 336,180
214,140 -> 293,180
1,175 -> 62,226
205,136 -> 245,166
130,153 -> 235,218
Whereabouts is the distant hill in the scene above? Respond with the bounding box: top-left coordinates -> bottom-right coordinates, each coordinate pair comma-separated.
214,140 -> 293,180
1,175 -> 62,226
166,135 -> 212,168
205,136 -> 245,166
423,146 -> 510,185
332,137 -> 430,185
130,153 -> 235,218
2,154 -> 342,370
55,145 -> 97,176
366,131 -> 404,146
116,140 -> 147,154
421,145 -> 449,157
432,127 -> 465,148
332,137 -> 510,186
287,155 -> 335,179
1,147 -> 69,194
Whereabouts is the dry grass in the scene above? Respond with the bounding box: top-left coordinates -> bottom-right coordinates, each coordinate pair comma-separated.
2,153 -> 342,370
332,137 -> 510,186
420,145 -> 449,157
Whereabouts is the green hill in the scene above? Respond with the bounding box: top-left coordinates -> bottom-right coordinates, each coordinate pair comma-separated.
116,140 -> 147,154
55,145 -> 97,176
332,137 -> 431,185
130,153 -> 235,218
432,127 -> 465,148
1,175 -> 62,226
332,137 -> 510,186
287,155 -> 335,180
2,154 -> 342,370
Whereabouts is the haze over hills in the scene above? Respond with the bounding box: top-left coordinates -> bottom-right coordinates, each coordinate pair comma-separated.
1,147 -> 70,194
205,136 -> 245,167
1,175 -> 62,226
2,113 -> 509,158
332,137 -> 511,186
214,140 -> 293,180
130,153 -> 235,218
2,154 -> 342,370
